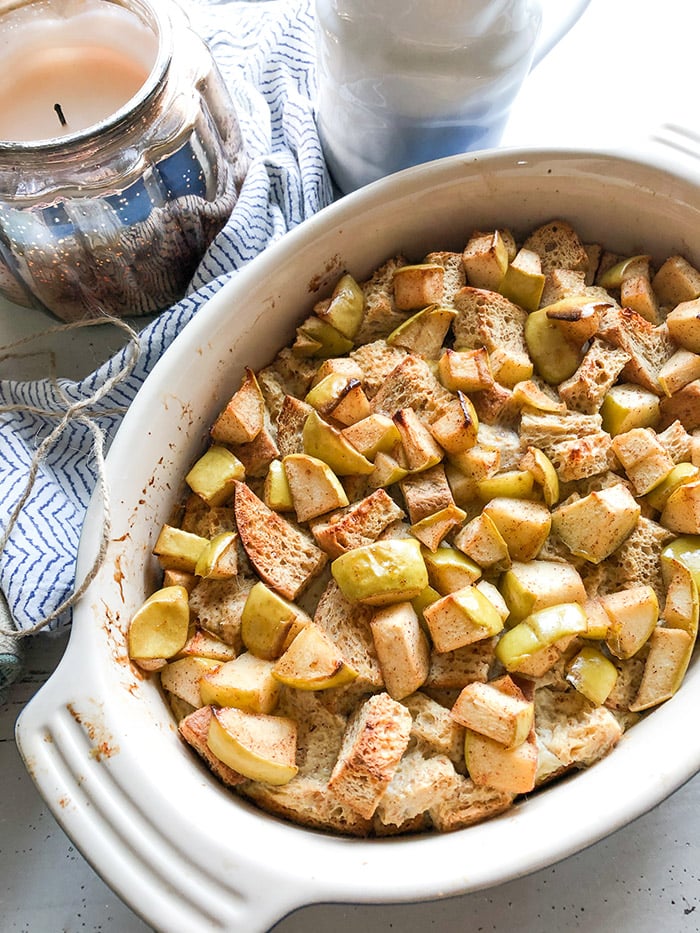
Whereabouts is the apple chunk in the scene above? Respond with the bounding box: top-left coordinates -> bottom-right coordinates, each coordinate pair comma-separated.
500,560 -> 586,625
423,585 -> 504,652
185,445 -> 245,506
660,479 -> 700,534
551,483 -> 640,564
369,602 -> 430,700
464,726 -> 538,794
282,453 -> 349,522
200,652 -> 280,714
331,538 -> 428,605
272,624 -> 358,690
211,367 -> 265,445
128,585 -> 190,661
240,581 -> 311,660
451,675 -> 534,748
482,497 -> 551,563
601,585 -> 659,659
629,626 -> 695,712
207,707 -> 298,785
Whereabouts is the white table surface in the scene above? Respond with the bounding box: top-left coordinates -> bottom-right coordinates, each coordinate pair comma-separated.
2,1 -> 700,930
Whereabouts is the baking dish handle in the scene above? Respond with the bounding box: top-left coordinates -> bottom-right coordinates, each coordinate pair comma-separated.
646,121 -> 700,174
15,653 -> 305,933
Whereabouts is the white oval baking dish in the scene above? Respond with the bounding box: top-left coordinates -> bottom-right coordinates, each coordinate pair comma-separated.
16,135 -> 700,933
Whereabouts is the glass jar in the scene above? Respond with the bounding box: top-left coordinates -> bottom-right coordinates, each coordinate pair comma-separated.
0,0 -> 247,322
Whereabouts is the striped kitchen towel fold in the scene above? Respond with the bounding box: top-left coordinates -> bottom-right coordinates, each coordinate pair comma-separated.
0,0 -> 332,692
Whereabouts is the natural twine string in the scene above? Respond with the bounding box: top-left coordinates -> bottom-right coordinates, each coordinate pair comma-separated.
0,314 -> 142,638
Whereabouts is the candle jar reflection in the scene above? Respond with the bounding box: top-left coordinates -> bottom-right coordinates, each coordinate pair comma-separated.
0,0 -> 247,322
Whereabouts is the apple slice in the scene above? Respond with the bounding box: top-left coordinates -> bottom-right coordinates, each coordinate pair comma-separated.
315,272 -> 365,339
185,445 -> 245,506
303,409 -> 374,476
207,707 -> 298,785
331,538 -> 429,606
127,585 -> 190,661
282,453 -> 349,522
272,624 -> 358,690
464,725 -> 538,794
451,675 -> 534,748
152,525 -> 209,573
200,652 -> 280,714
629,627 -> 695,712
241,581 -> 311,660
210,367 -> 265,445
194,532 -> 239,580
565,646 -> 618,705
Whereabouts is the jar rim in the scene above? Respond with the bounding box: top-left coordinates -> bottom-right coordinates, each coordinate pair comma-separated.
0,0 -> 172,153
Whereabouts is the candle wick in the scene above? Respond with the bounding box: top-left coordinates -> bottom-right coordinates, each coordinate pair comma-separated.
54,103 -> 67,127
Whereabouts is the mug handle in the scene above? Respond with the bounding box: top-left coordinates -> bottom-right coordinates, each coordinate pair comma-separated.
532,0 -> 592,68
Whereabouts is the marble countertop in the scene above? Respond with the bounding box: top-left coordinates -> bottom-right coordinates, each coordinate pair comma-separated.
2,1 -> 700,930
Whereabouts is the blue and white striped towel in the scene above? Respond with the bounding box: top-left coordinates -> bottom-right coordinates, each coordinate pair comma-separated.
0,0 -> 333,693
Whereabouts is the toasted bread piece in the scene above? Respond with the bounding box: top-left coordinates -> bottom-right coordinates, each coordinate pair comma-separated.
540,268 -> 587,305
520,409 -> 605,449
522,219 -> 589,273
188,578 -> 249,651
598,306 -> 676,394
402,691 -> 465,765
178,706 -> 247,787
375,749 -> 455,827
277,687 -> 348,779
211,368 -> 265,446
549,433 -> 615,483
314,580 -> 384,689
256,369 -> 288,423
534,687 -> 623,770
370,353 -> 453,417
599,515 -> 675,602
425,638 -> 496,690
656,420 -> 692,463
276,394 -> 314,457
519,410 -> 614,482
354,256 -> 409,345
234,481 -> 328,600
424,250 -> 467,306
349,340 -> 408,398
452,287 -> 530,381
659,378 -> 700,431
399,463 -> 454,524
372,811 -> 432,836
258,346 -> 318,402
328,692 -> 413,818
180,504 -> 236,539
604,657 -> 646,712
311,488 -> 405,558
428,772 -> 515,832
558,339 -> 631,414
230,425 -> 280,478
243,773 -> 373,836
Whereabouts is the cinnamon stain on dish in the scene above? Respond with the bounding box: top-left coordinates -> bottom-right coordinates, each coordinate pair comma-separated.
67,701 -> 120,761
308,253 -> 344,292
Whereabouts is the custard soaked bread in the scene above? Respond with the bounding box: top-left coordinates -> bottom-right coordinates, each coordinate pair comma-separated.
129,219 -> 700,835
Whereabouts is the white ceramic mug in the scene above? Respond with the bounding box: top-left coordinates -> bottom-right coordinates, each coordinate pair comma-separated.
314,0 -> 591,193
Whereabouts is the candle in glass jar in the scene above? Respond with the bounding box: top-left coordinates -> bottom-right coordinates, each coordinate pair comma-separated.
0,0 -> 245,322
0,0 -> 158,143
